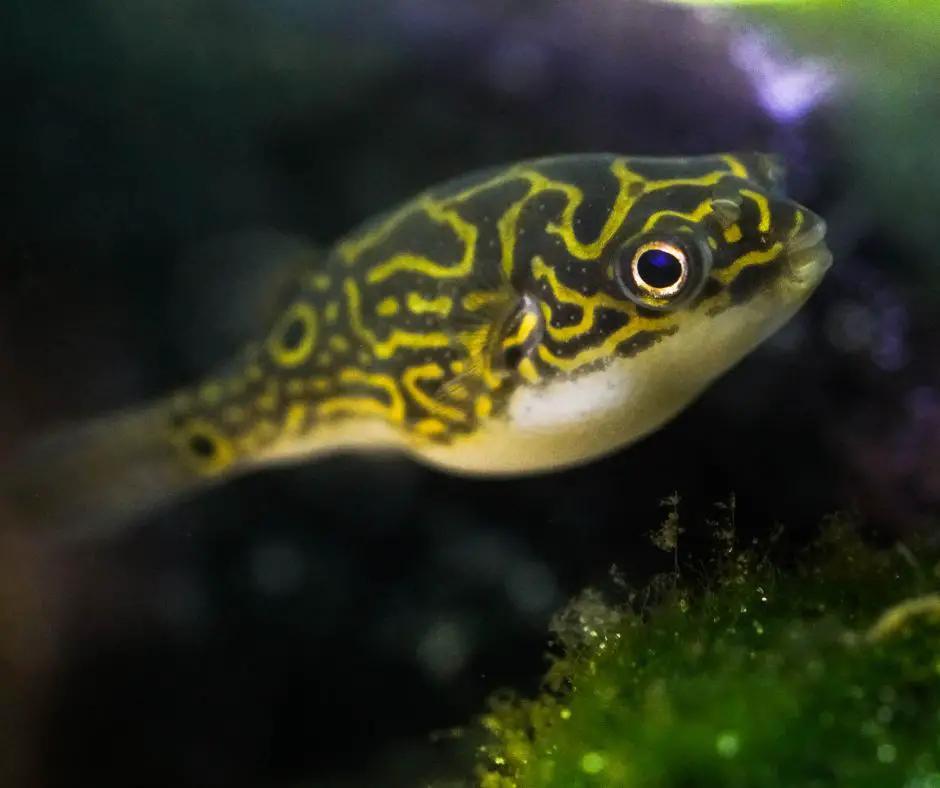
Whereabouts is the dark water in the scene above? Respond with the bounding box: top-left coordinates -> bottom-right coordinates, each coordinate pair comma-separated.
1,2 -> 938,787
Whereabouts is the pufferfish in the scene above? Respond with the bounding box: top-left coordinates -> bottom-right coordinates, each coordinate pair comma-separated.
3,152 -> 832,538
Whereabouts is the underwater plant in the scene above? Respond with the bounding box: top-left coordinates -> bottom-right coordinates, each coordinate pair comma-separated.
459,503 -> 940,787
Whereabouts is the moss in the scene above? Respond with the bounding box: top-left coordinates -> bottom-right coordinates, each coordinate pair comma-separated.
465,510 -> 940,788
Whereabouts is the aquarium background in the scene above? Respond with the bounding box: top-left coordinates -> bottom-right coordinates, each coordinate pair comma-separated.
1,1 -> 939,786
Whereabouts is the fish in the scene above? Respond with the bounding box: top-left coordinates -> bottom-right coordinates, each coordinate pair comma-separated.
2,152 -> 832,539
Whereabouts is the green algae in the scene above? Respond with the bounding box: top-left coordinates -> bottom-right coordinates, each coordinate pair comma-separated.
467,512 -> 940,788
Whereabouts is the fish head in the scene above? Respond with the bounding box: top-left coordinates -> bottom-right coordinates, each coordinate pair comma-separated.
438,153 -> 832,474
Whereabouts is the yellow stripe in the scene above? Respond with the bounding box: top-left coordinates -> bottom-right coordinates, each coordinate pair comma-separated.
715,243 -> 784,285
406,292 -> 453,316
336,165 -> 525,266
531,255 -> 632,342
344,277 -> 452,359
741,189 -> 772,233
414,419 -> 448,436
788,210 -> 805,241
537,320 -> 674,373
639,199 -> 713,234
496,171 -> 566,280
337,202 -> 423,265
517,357 -> 540,383
401,363 -> 467,423
474,395 -> 493,420
365,198 -> 477,284
316,367 -> 407,423
337,367 -> 407,422
544,159 -> 645,260
317,398 -> 393,420
283,403 -> 307,434
502,309 -> 541,349
720,154 -> 749,179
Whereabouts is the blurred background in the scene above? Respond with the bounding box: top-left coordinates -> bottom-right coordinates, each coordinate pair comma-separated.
1,0 -> 939,786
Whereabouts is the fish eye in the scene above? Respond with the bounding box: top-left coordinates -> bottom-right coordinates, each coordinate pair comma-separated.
615,232 -> 710,311
631,242 -> 689,297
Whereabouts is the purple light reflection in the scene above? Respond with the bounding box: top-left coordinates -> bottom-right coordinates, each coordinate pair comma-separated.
727,26 -> 839,123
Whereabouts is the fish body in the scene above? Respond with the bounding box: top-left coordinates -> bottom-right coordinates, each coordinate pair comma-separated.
5,153 -> 832,537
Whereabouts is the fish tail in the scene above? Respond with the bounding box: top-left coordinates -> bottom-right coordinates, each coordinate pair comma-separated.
0,400 -> 211,540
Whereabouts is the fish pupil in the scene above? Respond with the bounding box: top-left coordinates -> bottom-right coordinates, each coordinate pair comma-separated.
281,317 -> 307,350
189,434 -> 217,459
637,249 -> 683,289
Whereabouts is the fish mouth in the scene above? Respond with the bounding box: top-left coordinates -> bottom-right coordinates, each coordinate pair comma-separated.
785,210 -> 833,287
